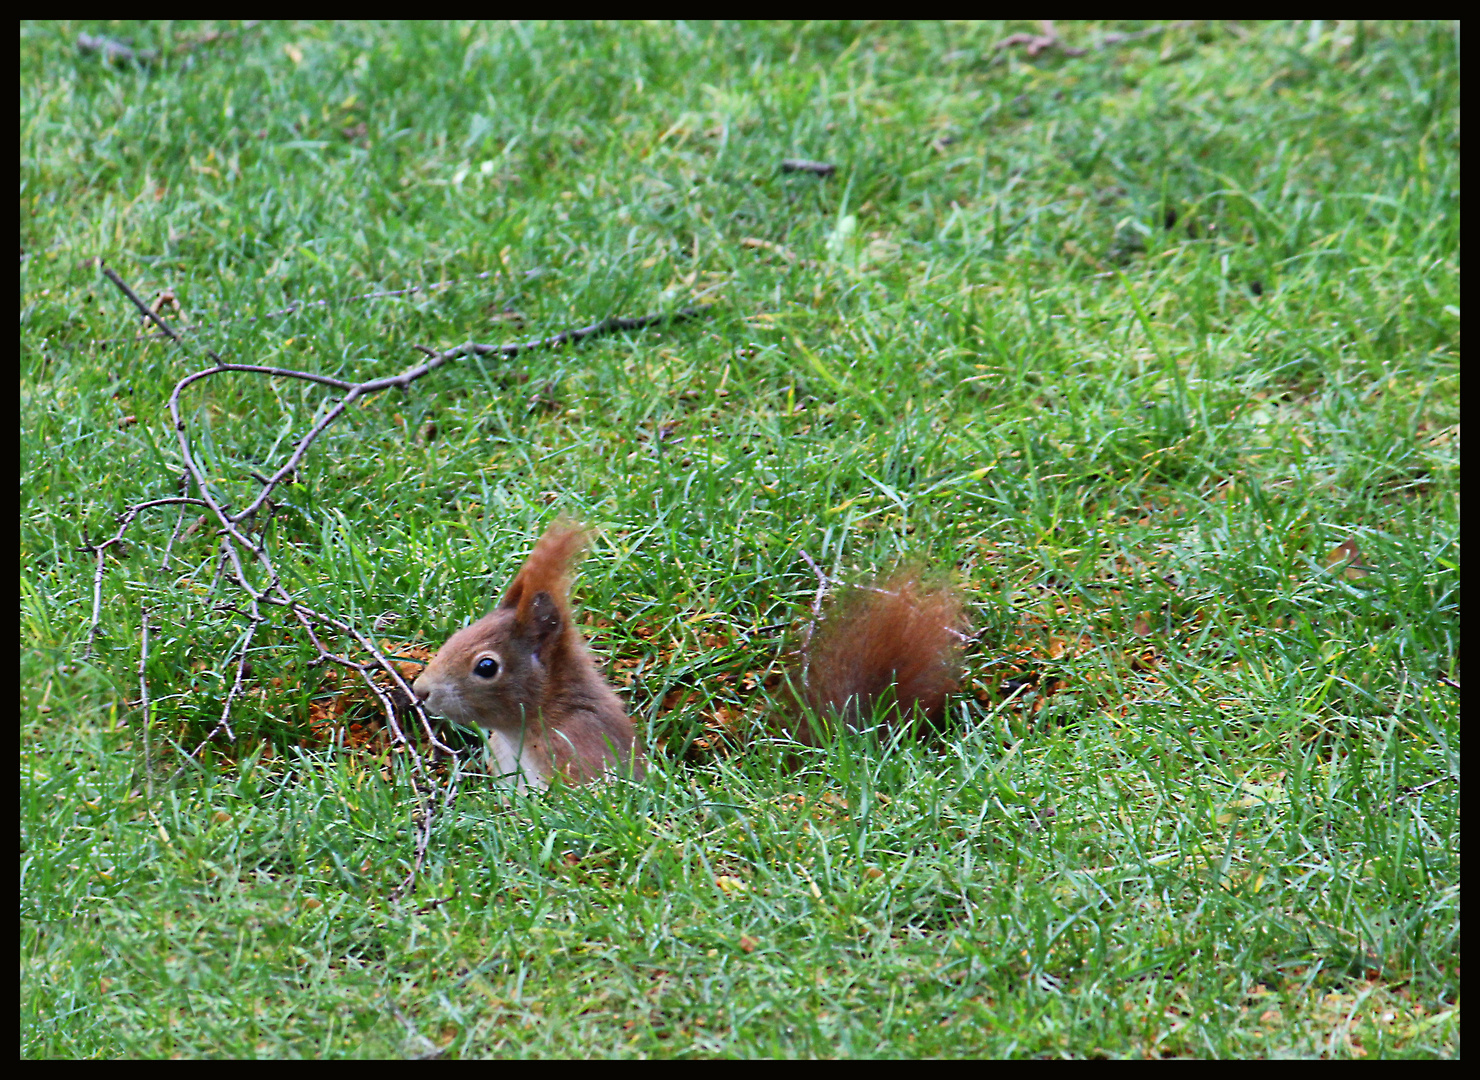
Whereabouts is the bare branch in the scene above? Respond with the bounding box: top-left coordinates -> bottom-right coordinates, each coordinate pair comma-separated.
995,20 -> 1198,59
101,265 -> 222,362
798,550 -> 832,618
93,260 -> 712,900
797,550 -> 833,653
454,304 -> 712,360
77,21 -> 261,66
781,159 -> 836,177
1098,21 -> 1198,48
70,267 -> 539,351
138,607 -> 154,802
83,496 -> 210,657
77,32 -> 158,64
160,500 -> 191,572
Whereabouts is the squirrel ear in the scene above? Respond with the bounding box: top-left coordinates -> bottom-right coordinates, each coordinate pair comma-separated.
500,577 -> 525,610
522,590 -> 562,644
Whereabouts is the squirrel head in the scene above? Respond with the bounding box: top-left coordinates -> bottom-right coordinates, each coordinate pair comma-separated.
412,521 -> 588,735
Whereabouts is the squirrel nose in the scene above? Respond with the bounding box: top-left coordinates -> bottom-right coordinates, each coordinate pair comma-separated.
411,675 -> 429,701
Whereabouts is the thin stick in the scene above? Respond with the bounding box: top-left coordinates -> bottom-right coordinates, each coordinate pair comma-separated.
215,608 -> 261,743
77,21 -> 261,65
69,267 -> 538,350
206,538 -> 229,596
781,159 -> 836,177
458,304 -> 711,360
798,550 -> 832,619
160,501 -> 190,572
995,19 -> 1197,58
138,607 -> 154,802
1373,774 -> 1455,815
101,265 -> 223,362
95,260 -> 711,900
797,550 -> 833,654
83,496 -> 210,657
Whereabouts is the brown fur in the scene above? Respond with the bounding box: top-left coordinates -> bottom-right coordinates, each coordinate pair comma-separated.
412,520 -> 644,789
790,568 -> 969,745
415,520 -> 969,788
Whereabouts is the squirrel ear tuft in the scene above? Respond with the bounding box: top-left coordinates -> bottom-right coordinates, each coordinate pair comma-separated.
499,519 -> 588,610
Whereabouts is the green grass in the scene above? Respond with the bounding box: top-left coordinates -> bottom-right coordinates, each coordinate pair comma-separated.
21,20 -> 1459,1058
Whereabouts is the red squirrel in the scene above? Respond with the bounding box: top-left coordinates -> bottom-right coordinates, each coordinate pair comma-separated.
412,519 -> 968,789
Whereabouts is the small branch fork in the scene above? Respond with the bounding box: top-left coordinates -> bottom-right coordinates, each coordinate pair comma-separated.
92,261 -> 710,902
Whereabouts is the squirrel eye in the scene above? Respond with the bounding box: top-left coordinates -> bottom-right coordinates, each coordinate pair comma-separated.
474,657 -> 500,678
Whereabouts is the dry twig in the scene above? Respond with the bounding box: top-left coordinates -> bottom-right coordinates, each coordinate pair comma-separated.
69,268 -> 540,351
780,159 -> 836,177
137,606 -> 154,802
97,260 -> 711,900
76,32 -> 159,64
76,21 -> 262,66
995,21 -> 1087,58
82,495 -> 211,657
995,20 -> 1197,59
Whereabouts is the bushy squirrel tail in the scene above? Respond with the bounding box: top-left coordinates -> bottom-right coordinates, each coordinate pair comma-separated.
790,568 -> 970,745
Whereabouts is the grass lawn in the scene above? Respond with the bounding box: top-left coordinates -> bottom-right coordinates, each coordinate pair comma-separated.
21,20 -> 1458,1058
